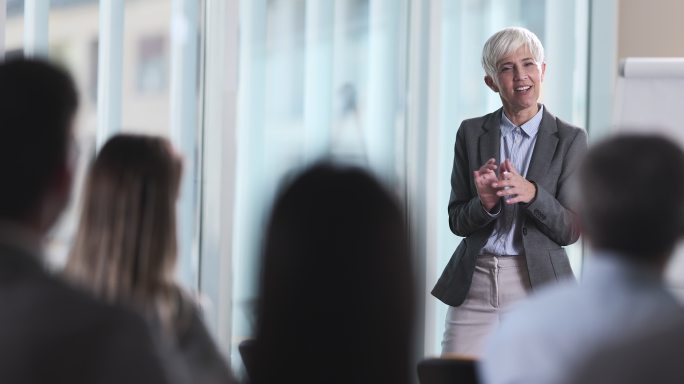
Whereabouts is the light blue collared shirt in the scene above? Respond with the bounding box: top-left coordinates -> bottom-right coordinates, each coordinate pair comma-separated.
481,106 -> 543,256
481,250 -> 683,384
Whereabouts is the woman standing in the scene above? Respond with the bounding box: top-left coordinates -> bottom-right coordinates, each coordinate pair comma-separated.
431,27 -> 587,356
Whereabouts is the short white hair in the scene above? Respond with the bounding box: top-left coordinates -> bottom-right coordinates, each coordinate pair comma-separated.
481,27 -> 545,80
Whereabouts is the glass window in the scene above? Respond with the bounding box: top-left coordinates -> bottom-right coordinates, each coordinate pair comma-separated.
88,38 -> 98,102
1,0 -> 595,369
42,0 -> 101,267
4,1 -> 202,291
5,0 -> 24,52
136,34 -> 167,94
231,0 -> 410,373
423,0 -> 589,355
121,0 -> 173,136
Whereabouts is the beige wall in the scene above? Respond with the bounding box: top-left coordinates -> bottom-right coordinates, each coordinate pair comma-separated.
618,0 -> 684,59
602,0 -> 684,304
619,0 -> 684,303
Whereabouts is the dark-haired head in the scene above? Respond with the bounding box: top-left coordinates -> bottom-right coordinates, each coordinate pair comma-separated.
578,134 -> 684,263
253,162 -> 415,384
0,58 -> 78,231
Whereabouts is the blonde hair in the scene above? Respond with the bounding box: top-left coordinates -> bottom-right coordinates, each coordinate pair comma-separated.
65,134 -> 184,332
481,26 -> 545,80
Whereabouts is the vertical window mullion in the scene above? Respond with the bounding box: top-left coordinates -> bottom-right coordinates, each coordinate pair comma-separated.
303,0 -> 334,161
233,0 -> 266,377
24,0 -> 49,58
200,0 -> 240,364
367,0 -> 400,179
97,0 -> 124,149
0,0 -> 6,59
170,0 -> 200,291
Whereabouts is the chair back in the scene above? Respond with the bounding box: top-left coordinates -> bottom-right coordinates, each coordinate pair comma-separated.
417,357 -> 480,384
239,339 -> 257,380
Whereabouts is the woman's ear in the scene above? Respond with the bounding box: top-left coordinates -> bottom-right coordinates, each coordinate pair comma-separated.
484,76 -> 499,93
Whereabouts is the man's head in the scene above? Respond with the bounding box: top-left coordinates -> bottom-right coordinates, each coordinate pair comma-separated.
578,134 -> 684,261
0,58 -> 78,232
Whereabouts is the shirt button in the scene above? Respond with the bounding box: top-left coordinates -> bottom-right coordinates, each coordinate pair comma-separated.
522,227 -> 528,236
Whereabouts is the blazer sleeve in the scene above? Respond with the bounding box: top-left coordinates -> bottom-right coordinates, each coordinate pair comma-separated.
448,122 -> 499,237
524,127 -> 587,246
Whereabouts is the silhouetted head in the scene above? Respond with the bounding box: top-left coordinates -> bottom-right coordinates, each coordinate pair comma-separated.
0,58 -> 78,232
253,162 -> 415,384
65,134 -> 182,330
578,134 -> 684,262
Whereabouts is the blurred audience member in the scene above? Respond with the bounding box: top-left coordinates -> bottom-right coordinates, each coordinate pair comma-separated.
565,313 -> 684,384
65,134 -> 233,384
252,163 -> 415,384
481,134 -> 684,384
0,58 -> 169,383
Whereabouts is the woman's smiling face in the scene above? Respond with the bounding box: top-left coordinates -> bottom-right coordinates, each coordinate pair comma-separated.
486,45 -> 546,120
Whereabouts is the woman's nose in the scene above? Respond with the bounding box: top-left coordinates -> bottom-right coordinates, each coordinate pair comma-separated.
513,66 -> 528,80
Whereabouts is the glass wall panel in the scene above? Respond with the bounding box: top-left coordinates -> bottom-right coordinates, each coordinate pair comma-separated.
45,0 -> 101,267
231,0 -> 410,373
3,1 -> 202,293
5,0 -> 24,56
121,0 -> 172,137
1,0 -> 596,369
425,0 -> 589,355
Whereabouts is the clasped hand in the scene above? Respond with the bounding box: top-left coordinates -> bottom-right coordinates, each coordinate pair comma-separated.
473,159 -> 536,211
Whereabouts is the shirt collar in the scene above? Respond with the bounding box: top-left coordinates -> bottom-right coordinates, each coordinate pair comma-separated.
501,104 -> 544,138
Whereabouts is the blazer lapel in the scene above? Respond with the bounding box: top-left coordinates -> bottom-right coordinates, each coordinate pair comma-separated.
526,108 -> 559,182
479,108 -> 502,166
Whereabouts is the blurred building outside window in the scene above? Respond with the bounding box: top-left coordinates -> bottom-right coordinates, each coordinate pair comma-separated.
3,0 -> 182,269
137,34 -> 167,93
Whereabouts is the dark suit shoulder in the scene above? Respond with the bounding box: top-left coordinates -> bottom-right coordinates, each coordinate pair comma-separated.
0,252 -> 169,383
19,262 -> 136,323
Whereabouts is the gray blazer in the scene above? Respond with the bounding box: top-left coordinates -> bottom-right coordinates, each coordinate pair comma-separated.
432,107 -> 587,307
